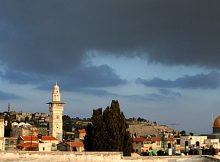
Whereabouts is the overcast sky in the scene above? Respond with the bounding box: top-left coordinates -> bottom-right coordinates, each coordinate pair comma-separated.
0,0 -> 220,134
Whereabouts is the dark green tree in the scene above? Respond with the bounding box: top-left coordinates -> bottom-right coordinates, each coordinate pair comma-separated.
84,100 -> 133,156
91,108 -> 106,151
189,132 -> 194,136
84,123 -> 94,151
84,108 -> 105,151
180,130 -> 186,136
123,131 -> 133,156
63,115 -> 73,132
103,101 -> 127,151
25,116 -> 30,122
161,133 -> 168,150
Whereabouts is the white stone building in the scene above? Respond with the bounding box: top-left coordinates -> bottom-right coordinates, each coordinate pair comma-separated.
180,136 -> 207,149
204,139 -> 220,149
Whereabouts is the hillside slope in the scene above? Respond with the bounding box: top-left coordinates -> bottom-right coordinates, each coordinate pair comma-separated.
127,121 -> 176,137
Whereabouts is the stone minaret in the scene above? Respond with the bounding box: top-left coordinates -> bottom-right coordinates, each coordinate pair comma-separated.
0,118 -> 5,150
0,118 -> 4,138
47,83 -> 64,141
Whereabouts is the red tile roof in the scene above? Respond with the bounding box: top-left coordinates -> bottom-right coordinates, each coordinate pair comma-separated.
66,142 -> 84,147
131,137 -> 146,142
17,142 -> 38,148
22,136 -> 58,141
168,137 -> 174,141
78,129 -> 86,133
145,137 -> 174,141
145,137 -> 161,141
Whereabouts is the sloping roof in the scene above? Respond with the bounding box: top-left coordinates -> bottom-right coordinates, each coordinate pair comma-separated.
145,137 -> 161,141
78,129 -> 86,133
145,137 -> 174,141
17,142 -> 38,148
131,137 -> 146,142
21,136 -> 58,141
66,142 -> 84,147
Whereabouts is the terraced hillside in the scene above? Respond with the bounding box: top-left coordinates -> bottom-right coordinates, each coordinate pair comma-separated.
127,121 -> 176,137
67,117 -> 177,137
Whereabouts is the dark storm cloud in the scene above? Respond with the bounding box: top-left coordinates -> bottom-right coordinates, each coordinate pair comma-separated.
137,71 -> 220,89
0,69 -> 43,84
0,0 -> 220,88
71,65 -> 126,88
35,64 -> 126,92
0,91 -> 21,100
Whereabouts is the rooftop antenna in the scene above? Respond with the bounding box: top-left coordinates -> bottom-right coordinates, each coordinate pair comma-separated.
8,103 -> 11,112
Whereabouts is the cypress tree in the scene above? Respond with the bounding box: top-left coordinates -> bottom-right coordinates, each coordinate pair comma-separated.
92,108 -> 106,151
103,100 -> 124,151
123,131 -> 133,156
84,100 -> 133,156
84,123 -> 94,151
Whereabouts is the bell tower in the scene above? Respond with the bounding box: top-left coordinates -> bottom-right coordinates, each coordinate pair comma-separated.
47,83 -> 65,141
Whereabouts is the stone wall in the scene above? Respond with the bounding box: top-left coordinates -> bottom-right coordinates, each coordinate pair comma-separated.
0,152 -> 122,162
0,151 -> 213,162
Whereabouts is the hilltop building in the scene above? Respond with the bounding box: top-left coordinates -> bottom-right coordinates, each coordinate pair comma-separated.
47,83 -> 65,141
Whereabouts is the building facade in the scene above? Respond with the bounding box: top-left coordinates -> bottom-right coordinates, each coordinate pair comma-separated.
0,118 -> 5,150
47,83 -> 64,141
17,136 -> 59,151
180,135 -> 207,150
75,129 -> 86,141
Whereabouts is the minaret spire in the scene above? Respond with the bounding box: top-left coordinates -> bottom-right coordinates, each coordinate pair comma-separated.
52,82 -> 61,102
